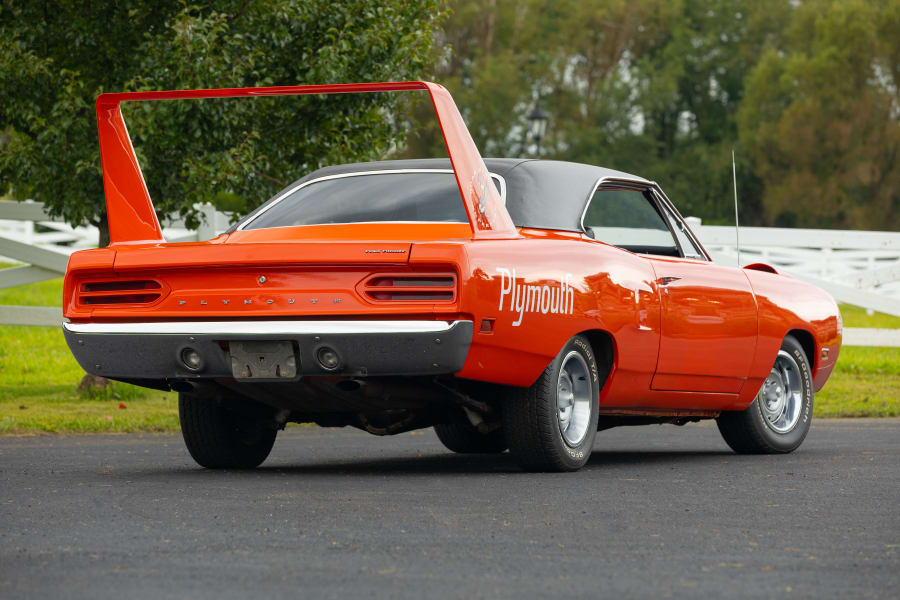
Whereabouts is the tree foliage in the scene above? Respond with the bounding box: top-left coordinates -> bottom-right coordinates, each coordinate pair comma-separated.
2,0 -> 897,235
411,0 -> 898,230
0,0 -> 447,242
739,0 -> 900,229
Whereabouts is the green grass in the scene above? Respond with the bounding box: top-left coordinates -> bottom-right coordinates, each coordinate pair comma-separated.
0,269 -> 61,306
1,265 -> 178,433
815,346 -> 900,417
815,305 -> 900,417
2,394 -> 178,434
838,303 -> 900,329
0,325 -> 178,434
0,268 -> 897,433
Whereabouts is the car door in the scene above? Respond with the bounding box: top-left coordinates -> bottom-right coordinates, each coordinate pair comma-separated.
584,184 -> 757,395
645,191 -> 758,394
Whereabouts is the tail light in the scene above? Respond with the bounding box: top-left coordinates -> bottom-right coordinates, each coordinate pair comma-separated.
359,273 -> 457,303
77,279 -> 164,306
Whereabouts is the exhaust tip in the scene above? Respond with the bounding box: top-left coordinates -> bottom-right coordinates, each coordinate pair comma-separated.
316,346 -> 341,371
180,347 -> 203,372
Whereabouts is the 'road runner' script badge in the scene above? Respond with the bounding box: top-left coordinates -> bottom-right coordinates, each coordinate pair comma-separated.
496,268 -> 574,327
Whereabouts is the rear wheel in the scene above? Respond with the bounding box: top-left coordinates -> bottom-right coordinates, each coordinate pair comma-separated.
434,409 -> 506,454
178,391 -> 277,469
717,335 -> 813,454
503,334 -> 600,472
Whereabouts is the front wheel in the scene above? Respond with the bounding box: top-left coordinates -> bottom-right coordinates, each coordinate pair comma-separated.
503,335 -> 600,472
178,392 -> 277,469
717,335 -> 813,454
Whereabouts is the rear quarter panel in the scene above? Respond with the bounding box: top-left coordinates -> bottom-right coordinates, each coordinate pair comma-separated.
447,232 -> 663,392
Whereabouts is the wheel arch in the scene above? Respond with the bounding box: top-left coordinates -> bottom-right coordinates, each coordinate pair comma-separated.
786,328 -> 816,369
578,329 -> 616,393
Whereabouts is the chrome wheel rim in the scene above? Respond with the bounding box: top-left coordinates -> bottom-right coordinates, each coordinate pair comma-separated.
557,351 -> 592,446
758,350 -> 804,434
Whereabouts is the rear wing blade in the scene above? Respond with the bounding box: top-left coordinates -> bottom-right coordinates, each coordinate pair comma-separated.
95,81 -> 517,245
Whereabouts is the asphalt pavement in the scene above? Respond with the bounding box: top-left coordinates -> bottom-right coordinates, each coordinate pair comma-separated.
1,419 -> 898,599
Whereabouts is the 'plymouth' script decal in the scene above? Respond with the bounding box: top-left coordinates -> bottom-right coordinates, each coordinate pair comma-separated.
496,268 -> 574,327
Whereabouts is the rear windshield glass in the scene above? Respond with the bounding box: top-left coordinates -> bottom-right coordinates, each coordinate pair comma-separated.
243,172 -> 469,229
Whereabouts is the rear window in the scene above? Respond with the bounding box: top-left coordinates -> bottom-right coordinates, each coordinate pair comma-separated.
242,172 -> 469,230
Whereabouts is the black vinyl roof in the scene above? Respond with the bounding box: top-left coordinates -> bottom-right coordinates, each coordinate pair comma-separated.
235,158 -> 649,233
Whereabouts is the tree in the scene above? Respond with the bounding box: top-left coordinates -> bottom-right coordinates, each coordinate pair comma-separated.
739,0 -> 900,230
0,0 -> 448,244
404,0 -> 792,225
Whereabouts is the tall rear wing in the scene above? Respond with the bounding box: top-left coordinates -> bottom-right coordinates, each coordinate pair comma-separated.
96,81 -> 517,245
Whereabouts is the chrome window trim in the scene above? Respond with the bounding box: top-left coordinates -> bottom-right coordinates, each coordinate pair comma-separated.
493,171 -> 507,207
63,320 -> 465,336
648,185 -> 711,261
238,169 -> 507,231
230,220 -> 477,234
579,176 -> 710,262
578,175 -> 657,238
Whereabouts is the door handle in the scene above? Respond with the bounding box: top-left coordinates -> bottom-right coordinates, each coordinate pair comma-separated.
658,276 -> 681,286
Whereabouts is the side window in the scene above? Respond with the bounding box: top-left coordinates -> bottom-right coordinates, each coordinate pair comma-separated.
659,202 -> 705,260
583,189 -> 679,257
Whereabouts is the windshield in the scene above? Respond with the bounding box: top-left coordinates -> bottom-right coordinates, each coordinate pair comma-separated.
242,172 -> 470,230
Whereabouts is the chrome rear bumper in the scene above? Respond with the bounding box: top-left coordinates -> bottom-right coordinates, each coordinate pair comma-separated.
63,320 -> 473,382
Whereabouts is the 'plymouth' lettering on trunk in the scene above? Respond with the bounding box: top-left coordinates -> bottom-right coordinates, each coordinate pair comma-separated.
496,268 -> 574,327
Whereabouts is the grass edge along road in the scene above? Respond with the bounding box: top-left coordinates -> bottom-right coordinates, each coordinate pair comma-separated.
1,268 -> 898,434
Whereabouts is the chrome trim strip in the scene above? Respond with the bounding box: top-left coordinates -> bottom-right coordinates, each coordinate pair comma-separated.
231,221 -> 475,233
63,320 -> 465,336
238,169 -> 507,231
648,184 -> 712,262
492,172 -> 507,207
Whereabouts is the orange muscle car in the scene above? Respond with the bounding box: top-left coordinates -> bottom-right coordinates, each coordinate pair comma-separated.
62,82 -> 842,471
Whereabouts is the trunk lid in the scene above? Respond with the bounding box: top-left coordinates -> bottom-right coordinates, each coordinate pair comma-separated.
64,239 -> 465,321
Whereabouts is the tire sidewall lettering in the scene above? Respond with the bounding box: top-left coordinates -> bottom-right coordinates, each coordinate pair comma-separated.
794,348 -> 812,424
753,338 -> 814,450
564,447 -> 585,460
572,338 -> 599,383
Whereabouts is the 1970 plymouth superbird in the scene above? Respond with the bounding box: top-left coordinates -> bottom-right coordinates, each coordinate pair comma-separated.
63,82 -> 841,471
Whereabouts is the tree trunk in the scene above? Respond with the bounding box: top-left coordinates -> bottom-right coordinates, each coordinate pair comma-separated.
481,0 -> 496,58
98,211 -> 110,247
77,374 -> 109,395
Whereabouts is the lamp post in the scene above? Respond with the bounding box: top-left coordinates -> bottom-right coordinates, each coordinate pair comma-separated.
527,104 -> 549,158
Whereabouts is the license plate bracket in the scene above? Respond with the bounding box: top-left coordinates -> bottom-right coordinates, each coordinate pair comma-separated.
229,341 -> 297,380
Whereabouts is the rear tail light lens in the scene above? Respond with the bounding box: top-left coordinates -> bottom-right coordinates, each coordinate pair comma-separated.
77,280 -> 163,306
360,274 -> 456,303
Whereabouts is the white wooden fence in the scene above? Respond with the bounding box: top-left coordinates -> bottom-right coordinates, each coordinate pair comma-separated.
0,200 -> 231,327
1,200 -> 897,346
686,217 -> 900,318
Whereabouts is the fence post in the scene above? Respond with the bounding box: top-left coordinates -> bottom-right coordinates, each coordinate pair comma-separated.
867,254 -> 876,316
196,203 -> 217,241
